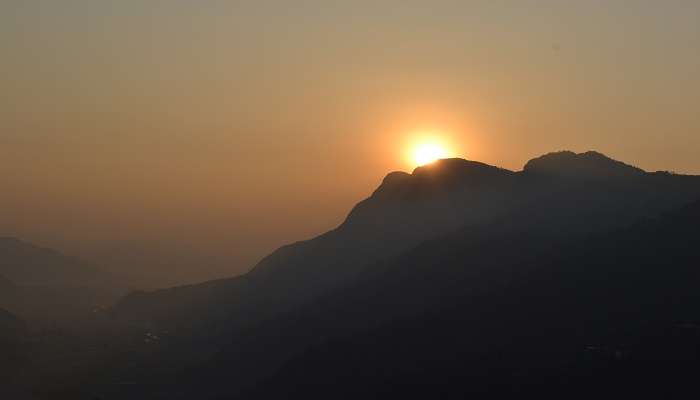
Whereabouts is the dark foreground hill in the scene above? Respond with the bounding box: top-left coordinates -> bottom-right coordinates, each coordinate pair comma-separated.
0,275 -> 17,310
241,199 -> 700,399
0,274 -> 14,290
92,151 -> 700,399
113,151 -> 700,334
0,275 -> 15,301
0,308 -> 27,387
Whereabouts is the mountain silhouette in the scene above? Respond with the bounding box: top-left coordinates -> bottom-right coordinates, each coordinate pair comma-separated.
113,151 -> 700,331
0,308 -> 26,387
85,240 -> 236,288
523,150 -> 646,179
97,151 -> 700,399
0,274 -> 14,291
240,198 -> 700,399
0,275 -> 17,307
0,239 -> 125,324
0,237 -> 104,286
0,308 -> 24,334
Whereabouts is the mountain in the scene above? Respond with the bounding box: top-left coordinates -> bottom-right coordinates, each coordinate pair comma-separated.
0,239 -> 126,325
96,151 -> 700,398
113,151 -> 700,332
523,150 -> 646,179
111,159 -> 521,331
0,308 -> 24,335
0,308 -> 27,383
84,241 -> 236,289
0,237 -> 103,286
0,274 -> 14,290
0,275 -> 17,306
241,199 -> 700,399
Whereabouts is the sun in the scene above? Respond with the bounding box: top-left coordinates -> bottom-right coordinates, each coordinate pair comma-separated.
414,143 -> 448,166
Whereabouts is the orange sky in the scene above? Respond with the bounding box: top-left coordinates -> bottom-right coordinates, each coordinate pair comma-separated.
2,1 -> 699,281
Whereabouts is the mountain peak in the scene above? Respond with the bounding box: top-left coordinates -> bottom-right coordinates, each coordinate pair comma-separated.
523,150 -> 645,179
409,158 -> 515,184
381,170 -> 411,186
374,158 -> 514,195
412,158 -> 504,175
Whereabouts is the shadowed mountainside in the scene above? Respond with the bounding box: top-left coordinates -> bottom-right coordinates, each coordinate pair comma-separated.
113,151 -> 700,333
0,275 -> 17,308
0,239 -> 126,325
83,241 -> 237,289
523,150 -> 646,178
93,150 -> 700,399
0,237 -> 104,286
0,308 -> 25,337
242,198 -> 700,399
0,274 -> 14,290
0,308 -> 27,388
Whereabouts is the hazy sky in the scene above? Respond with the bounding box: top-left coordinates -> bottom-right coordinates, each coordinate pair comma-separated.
2,1 -> 699,279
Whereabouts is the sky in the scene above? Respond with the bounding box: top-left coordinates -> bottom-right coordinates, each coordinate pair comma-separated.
2,1 -> 699,282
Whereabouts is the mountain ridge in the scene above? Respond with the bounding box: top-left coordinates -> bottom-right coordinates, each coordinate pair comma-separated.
523,150 -> 645,178
242,197 -> 700,399
0,237 -> 104,286
41,150 -> 700,399
0,275 -> 14,290
107,180 -> 700,400
357,150 -> 657,216
112,150 -> 700,335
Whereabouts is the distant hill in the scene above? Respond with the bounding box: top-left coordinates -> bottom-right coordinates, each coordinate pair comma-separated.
0,239 -> 126,324
0,237 -> 103,286
84,241 -> 235,289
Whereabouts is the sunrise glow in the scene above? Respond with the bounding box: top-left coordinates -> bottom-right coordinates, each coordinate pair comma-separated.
414,143 -> 449,166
